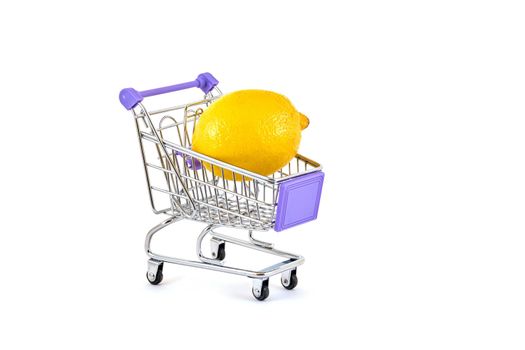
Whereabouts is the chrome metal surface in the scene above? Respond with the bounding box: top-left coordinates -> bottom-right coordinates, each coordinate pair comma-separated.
144,217 -> 304,279
281,268 -> 294,287
249,230 -> 274,249
135,103 -> 197,217
197,225 -> 224,265
210,237 -> 224,259
147,259 -> 163,281
252,278 -> 265,298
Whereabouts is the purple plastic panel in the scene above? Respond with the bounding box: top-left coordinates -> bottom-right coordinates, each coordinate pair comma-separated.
274,171 -> 324,232
119,72 -> 218,110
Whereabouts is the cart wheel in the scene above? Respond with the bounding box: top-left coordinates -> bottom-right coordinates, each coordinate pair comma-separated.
214,242 -> 226,261
252,279 -> 270,301
146,261 -> 164,285
281,269 -> 298,290
210,238 -> 226,261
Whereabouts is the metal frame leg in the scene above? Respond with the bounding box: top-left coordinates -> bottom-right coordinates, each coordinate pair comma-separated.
144,216 -> 304,299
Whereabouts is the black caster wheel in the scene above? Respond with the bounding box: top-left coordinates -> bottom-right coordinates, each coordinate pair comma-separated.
215,242 -> 226,261
146,262 -> 164,285
252,279 -> 270,301
210,238 -> 226,261
281,269 -> 298,290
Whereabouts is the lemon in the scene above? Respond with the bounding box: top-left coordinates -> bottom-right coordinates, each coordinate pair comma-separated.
192,90 -> 309,180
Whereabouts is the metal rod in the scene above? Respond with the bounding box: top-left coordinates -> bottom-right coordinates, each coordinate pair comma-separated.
145,217 -> 304,279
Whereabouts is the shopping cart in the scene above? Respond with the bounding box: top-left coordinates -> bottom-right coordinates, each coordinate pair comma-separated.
119,73 -> 324,300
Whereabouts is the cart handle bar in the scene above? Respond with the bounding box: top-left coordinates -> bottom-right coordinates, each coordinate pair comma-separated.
119,72 -> 219,110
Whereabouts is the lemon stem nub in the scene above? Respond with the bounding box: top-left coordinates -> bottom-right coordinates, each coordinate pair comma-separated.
299,113 -> 310,129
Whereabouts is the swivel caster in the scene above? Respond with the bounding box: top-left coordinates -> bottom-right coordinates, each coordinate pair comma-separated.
210,237 -> 226,261
146,259 -> 164,285
252,278 -> 270,301
281,269 -> 298,290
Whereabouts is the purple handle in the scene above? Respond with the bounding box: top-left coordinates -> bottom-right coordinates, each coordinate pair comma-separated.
119,72 -> 218,110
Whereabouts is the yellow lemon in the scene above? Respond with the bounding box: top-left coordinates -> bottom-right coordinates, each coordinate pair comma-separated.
192,90 -> 309,180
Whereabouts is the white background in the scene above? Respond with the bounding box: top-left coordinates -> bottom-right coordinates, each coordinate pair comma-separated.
1,1 -> 524,349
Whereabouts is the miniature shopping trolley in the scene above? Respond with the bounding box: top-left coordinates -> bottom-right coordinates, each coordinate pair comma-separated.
119,73 -> 324,300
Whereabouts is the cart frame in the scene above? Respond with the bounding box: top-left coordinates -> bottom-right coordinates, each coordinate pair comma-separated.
120,73 -> 324,300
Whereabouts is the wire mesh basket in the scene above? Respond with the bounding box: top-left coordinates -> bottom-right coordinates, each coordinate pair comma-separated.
125,74 -> 323,232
